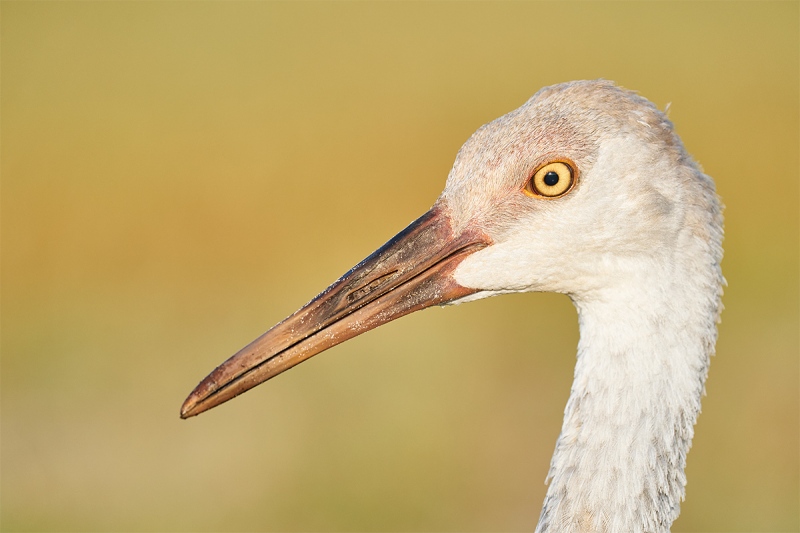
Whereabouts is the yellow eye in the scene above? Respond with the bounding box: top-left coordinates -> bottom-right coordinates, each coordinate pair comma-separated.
524,161 -> 576,198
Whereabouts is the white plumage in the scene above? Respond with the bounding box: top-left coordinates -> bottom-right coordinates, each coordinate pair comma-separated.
183,80 -> 724,532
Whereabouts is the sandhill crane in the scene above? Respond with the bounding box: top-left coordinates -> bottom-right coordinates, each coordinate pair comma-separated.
181,80 -> 724,532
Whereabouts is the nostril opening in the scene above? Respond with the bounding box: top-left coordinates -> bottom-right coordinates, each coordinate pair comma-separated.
346,270 -> 400,303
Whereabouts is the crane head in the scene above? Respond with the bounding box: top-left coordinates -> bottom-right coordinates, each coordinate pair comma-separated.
180,80 -> 718,418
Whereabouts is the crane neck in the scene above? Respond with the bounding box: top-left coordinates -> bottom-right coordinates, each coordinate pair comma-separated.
536,254 -> 723,532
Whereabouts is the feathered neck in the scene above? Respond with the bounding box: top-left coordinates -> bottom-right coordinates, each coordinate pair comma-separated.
536,221 -> 723,532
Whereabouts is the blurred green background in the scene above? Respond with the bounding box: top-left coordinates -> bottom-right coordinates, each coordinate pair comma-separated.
2,2 -> 798,531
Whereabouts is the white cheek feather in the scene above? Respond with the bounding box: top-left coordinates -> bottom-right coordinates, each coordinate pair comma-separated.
454,135 -> 680,298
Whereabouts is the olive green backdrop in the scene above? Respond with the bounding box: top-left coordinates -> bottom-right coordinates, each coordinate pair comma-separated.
2,2 -> 798,531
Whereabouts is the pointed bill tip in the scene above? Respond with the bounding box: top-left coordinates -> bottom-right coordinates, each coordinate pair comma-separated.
180,392 -> 202,419
179,400 -> 195,419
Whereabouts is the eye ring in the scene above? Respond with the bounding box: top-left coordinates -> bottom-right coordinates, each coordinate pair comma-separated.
523,160 -> 578,199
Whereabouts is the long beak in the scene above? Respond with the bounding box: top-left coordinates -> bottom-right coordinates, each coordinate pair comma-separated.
180,205 -> 491,418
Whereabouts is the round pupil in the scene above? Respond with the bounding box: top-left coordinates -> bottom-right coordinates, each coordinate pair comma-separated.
543,171 -> 560,186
